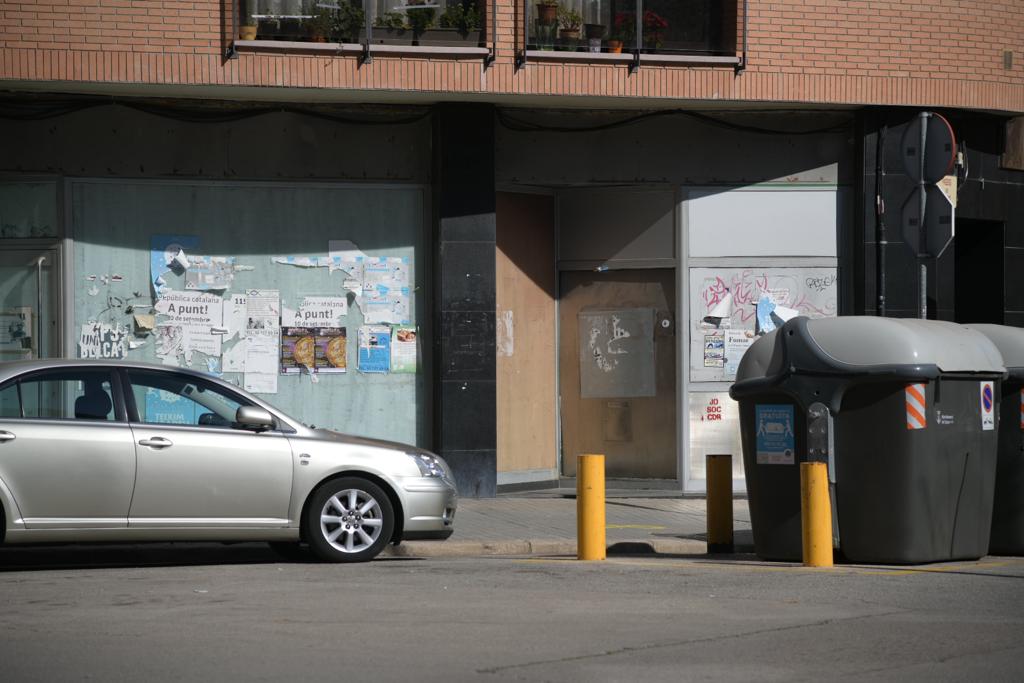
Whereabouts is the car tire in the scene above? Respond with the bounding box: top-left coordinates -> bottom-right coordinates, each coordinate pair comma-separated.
267,541 -> 311,562
305,477 -> 395,563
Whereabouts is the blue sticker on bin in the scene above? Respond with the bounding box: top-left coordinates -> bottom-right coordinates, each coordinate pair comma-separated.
755,404 -> 795,465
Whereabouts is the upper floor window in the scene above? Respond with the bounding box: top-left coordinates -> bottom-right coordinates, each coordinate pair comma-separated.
527,0 -> 737,56
239,0 -> 486,47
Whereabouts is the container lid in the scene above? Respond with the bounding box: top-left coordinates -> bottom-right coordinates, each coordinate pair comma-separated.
803,317 -> 1005,374
965,324 -> 1024,378
732,316 -> 1006,412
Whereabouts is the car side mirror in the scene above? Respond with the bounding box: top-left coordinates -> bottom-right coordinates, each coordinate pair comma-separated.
235,406 -> 275,432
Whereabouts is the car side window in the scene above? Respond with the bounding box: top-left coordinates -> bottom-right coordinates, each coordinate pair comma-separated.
0,369 -> 117,421
127,370 -> 251,429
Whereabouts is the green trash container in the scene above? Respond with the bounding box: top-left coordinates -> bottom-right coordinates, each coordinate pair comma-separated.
730,316 -> 1004,564
967,324 -> 1024,555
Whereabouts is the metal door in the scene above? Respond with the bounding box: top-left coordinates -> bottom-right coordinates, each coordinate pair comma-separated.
558,269 -> 677,479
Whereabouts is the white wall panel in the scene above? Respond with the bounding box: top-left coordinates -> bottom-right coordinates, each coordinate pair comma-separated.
687,188 -> 838,258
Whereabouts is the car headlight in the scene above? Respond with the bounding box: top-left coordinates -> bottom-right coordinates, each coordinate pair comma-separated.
408,452 -> 451,480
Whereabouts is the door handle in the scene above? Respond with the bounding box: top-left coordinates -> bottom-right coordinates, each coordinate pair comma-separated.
0,431 -> 15,443
138,437 -> 173,449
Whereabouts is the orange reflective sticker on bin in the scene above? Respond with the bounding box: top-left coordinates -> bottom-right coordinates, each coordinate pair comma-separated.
906,383 -> 927,430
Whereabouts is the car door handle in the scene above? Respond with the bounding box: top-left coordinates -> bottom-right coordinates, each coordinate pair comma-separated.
138,437 -> 173,449
0,431 -> 15,443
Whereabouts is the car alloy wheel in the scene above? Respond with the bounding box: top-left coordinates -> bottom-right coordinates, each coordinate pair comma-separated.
306,477 -> 394,562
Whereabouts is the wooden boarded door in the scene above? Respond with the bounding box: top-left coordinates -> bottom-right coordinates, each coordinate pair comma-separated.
559,270 -> 676,479
496,192 -> 557,481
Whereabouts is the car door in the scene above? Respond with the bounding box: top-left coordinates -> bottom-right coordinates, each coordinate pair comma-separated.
124,368 -> 293,528
0,366 -> 135,529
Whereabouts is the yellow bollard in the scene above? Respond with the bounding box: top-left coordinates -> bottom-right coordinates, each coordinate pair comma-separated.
577,454 -> 606,561
800,461 -> 834,568
706,453 -> 734,553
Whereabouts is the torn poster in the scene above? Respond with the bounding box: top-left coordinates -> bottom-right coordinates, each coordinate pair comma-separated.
150,234 -> 199,298
133,313 -> 155,334
390,326 -> 417,373
283,296 -> 348,327
496,311 -> 514,358
362,256 -> 410,291
363,290 -> 411,325
185,256 -> 236,291
357,325 -> 391,374
244,372 -> 278,394
155,324 -> 183,364
79,322 -> 129,359
756,295 -> 777,334
223,293 -> 247,340
271,255 -> 338,269
328,240 -> 367,275
154,324 -> 221,366
0,307 -> 33,359
222,339 -> 247,372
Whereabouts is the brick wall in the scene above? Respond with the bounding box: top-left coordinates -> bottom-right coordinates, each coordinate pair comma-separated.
1,0 -> 1022,113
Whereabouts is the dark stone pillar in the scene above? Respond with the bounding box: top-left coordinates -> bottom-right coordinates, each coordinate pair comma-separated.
433,103 -> 497,497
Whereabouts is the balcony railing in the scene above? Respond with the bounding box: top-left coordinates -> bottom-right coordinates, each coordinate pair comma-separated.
236,0 -> 488,49
523,0 -> 742,63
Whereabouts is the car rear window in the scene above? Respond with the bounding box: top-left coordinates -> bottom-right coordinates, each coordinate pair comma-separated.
0,369 -> 117,421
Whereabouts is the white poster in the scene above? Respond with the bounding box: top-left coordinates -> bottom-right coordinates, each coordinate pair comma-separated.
223,293 -> 248,340
244,290 -> 280,393
283,296 -> 348,327
244,372 -> 278,394
154,291 -> 224,331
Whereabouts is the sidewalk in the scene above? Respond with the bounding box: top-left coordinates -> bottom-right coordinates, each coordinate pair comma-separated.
387,493 -> 753,558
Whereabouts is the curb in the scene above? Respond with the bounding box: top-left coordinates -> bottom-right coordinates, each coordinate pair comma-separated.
384,537 -> 709,558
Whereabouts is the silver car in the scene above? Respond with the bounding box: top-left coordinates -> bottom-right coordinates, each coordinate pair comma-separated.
0,359 -> 456,562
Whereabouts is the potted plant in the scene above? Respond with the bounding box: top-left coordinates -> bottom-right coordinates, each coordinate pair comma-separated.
239,0 -> 258,40
332,0 -> 365,43
405,4 -> 437,44
642,9 -> 668,49
584,22 -> 604,41
307,5 -> 333,42
432,0 -> 484,45
608,10 -> 634,53
536,0 -> 558,26
557,5 -> 582,41
372,11 -> 411,44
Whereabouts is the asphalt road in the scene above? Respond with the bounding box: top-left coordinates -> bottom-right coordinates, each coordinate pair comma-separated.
0,544 -> 1022,682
